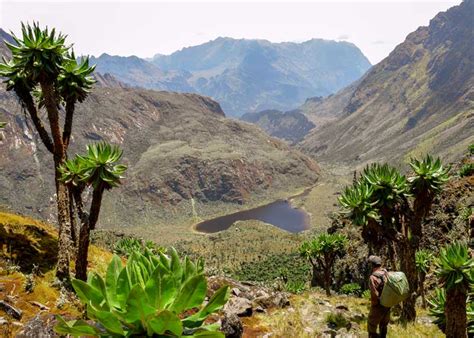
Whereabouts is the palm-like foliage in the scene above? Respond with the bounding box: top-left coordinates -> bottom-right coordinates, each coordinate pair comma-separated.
435,242 -> 474,291
416,249 -> 433,274
59,143 -> 126,189
300,233 -> 348,258
0,23 -> 68,86
0,122 -> 6,129
58,52 -> 95,103
338,182 -> 379,226
429,288 -> 474,334
300,233 -> 347,296
80,142 -> 127,190
58,157 -> 87,187
361,163 -> 409,209
408,155 -> 450,195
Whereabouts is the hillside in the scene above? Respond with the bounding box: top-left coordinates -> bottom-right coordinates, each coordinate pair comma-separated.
92,37 -> 371,116
299,0 -> 474,164
241,109 -> 315,144
0,83 -> 319,238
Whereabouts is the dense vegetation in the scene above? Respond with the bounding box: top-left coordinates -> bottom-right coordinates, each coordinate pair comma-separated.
55,248 -> 229,337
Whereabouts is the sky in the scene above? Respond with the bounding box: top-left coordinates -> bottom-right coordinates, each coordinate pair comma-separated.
0,0 -> 460,64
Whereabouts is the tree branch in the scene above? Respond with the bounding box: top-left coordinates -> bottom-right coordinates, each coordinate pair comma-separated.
16,90 -> 54,153
72,186 -> 88,225
39,80 -> 64,158
62,98 -> 75,148
88,185 -> 105,231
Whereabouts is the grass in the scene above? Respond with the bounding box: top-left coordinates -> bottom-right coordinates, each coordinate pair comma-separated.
253,290 -> 444,337
0,212 -> 113,337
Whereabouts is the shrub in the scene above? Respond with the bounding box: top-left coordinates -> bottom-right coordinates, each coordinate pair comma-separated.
234,253 -> 309,286
284,280 -> 307,294
468,144 -> 474,155
114,237 -> 164,257
325,312 -> 349,330
55,248 -> 230,337
339,283 -> 362,297
362,289 -> 371,300
459,163 -> 474,177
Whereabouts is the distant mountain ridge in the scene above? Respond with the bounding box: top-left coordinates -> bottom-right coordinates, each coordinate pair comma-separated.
0,30 -> 319,231
91,37 -> 371,116
299,0 -> 474,163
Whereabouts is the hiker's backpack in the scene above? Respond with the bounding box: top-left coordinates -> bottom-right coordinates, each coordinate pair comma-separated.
372,270 -> 410,307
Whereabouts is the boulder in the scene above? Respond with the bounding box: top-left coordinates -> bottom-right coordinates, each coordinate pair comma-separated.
224,297 -> 253,317
221,312 -> 243,338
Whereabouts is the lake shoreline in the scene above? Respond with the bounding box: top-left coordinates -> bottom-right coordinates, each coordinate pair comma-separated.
192,184 -> 317,234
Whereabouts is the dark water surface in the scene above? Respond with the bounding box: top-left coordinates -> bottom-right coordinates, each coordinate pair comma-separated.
194,200 -> 310,233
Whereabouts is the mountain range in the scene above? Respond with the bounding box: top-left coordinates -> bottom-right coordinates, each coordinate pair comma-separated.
0,32 -> 319,232
90,37 -> 371,116
299,0 -> 473,164
244,0 -> 473,163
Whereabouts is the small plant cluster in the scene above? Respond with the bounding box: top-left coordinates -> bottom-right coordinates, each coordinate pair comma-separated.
325,312 -> 349,330
113,237 -> 164,258
459,163 -> 474,177
55,248 -> 230,337
429,242 -> 474,336
339,283 -> 362,297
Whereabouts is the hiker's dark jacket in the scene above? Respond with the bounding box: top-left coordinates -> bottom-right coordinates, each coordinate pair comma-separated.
369,268 -> 387,306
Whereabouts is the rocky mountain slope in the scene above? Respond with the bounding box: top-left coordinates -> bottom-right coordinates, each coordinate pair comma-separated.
299,0 -> 474,164
241,109 -> 315,144
0,82 -> 319,231
91,37 -> 371,116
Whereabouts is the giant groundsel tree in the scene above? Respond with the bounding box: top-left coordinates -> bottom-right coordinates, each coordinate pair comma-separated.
0,23 -> 97,281
433,242 -> 474,338
60,142 -> 127,280
299,233 -> 347,296
338,155 -> 450,321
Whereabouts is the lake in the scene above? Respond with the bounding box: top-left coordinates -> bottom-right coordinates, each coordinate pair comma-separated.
194,199 -> 310,233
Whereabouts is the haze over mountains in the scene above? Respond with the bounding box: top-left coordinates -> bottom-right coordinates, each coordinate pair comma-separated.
90,37 -> 371,116
243,0 -> 473,163
299,0 -> 474,163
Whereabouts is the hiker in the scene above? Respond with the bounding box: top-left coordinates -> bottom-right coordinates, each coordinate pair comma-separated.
368,255 -> 390,338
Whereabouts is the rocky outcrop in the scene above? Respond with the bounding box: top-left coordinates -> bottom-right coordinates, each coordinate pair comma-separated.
300,0 -> 474,164
241,109 -> 316,144
208,276 -> 291,317
0,79 -> 319,228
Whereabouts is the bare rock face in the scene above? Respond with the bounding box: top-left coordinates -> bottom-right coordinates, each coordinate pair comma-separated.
300,0 -> 474,164
224,297 -> 253,317
0,77 -> 319,227
241,109 -> 316,144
